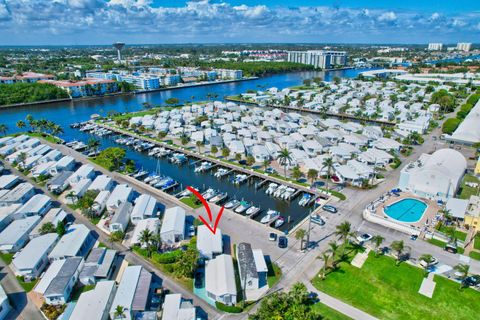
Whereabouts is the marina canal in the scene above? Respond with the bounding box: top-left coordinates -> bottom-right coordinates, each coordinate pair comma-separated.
1,68 -> 373,232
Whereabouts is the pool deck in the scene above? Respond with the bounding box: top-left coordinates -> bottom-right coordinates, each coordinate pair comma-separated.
372,193 -> 439,229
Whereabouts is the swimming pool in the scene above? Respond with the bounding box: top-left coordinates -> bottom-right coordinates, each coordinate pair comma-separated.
384,198 -> 427,223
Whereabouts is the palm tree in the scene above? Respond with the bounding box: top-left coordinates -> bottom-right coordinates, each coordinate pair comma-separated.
113,305 -> 126,319
17,152 -> 27,167
277,148 -> 292,178
335,221 -> 353,255
390,240 -> 405,265
419,254 -> 434,274
372,235 -> 385,257
321,157 -> 334,191
16,120 -> 26,130
262,159 -> 270,171
139,229 -> 154,257
87,138 -> 100,153
211,145 -> 218,156
195,140 -> 203,153
66,191 -> 77,205
454,264 -> 470,289
180,132 -> 190,145
221,147 -> 230,158
318,251 -> 331,280
295,228 -> 307,251
0,124 -> 7,136
51,124 -> 63,136
307,168 -> 318,184
328,241 -> 340,267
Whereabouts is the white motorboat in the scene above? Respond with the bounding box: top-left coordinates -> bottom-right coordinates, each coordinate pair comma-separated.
261,210 -> 280,224
234,201 -> 251,214
246,206 -> 261,218
265,183 -> 278,195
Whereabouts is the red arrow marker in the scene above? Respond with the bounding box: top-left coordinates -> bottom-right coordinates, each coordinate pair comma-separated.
187,186 -> 224,235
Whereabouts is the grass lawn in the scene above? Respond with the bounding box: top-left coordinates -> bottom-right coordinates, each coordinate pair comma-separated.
0,253 -> 14,264
266,259 -> 282,288
468,251 -> 480,261
474,234 -> 480,251
180,195 -> 203,209
428,238 -> 465,254
16,276 -> 38,292
312,253 -> 479,320
458,175 -> 479,200
312,303 -> 352,320
436,225 -> 467,241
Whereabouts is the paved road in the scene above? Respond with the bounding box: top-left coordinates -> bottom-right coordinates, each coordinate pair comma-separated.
0,259 -> 43,320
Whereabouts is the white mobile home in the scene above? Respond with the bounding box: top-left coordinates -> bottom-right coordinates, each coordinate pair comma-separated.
0,215 -> 41,252
30,208 -> 68,239
106,184 -> 133,213
65,178 -> 92,204
47,171 -> 73,194
162,294 -> 196,320
109,202 -> 132,233
197,225 -> 223,260
11,233 -> 58,279
0,182 -> 35,207
50,156 -> 75,175
88,175 -> 114,192
160,206 -> 185,244
34,257 -> 84,305
0,175 -> 19,189
79,248 -> 117,285
109,265 -> 152,320
68,164 -> 95,185
205,254 -> 237,306
14,194 -> 52,217
92,190 -> 110,215
130,194 -> 158,224
69,280 -> 116,320
130,218 -> 160,248
48,224 -> 95,261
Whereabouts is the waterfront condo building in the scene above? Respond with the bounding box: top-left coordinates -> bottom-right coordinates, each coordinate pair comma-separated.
287,50 -> 347,69
456,42 -> 472,52
428,43 -> 443,51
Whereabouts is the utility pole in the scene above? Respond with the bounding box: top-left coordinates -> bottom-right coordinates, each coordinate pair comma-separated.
306,208 -> 312,251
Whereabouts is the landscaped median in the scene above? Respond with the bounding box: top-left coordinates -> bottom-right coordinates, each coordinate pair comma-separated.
312,252 -> 479,320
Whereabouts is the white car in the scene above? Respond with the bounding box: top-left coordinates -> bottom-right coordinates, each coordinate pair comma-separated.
419,257 -> 438,268
356,233 -> 373,244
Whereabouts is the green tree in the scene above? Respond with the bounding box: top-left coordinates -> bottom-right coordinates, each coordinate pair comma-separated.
56,221 -> 66,237
94,147 -> 127,171
16,120 -> 26,130
235,153 -> 242,162
87,138 -> 101,153
295,228 -> 307,251
317,252 -> 331,280
39,222 -> 55,235
307,168 -> 318,184
139,229 -> 155,257
391,240 -> 405,265
262,159 -> 270,171
211,145 -> 218,156
321,157 -> 334,191
165,97 -> 180,106
110,230 -> 125,242
113,305 -> 126,319
0,124 -> 7,136
221,147 -> 230,158
195,140 -> 204,153
335,221 -> 353,255
291,166 -> 303,180
246,155 -> 255,166
372,235 -> 385,257
454,264 -> 470,289
277,148 -> 292,178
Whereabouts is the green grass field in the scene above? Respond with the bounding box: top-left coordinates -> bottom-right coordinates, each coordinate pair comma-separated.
16,276 -> 38,292
436,225 -> 467,241
469,250 -> 480,261
312,253 -> 479,320
459,175 -> 479,200
312,303 -> 352,320
474,234 -> 480,251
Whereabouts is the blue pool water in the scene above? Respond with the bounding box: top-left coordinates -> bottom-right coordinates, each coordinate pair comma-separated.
384,199 -> 427,223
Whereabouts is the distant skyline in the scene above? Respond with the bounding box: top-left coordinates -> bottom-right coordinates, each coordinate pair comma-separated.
0,0 -> 479,45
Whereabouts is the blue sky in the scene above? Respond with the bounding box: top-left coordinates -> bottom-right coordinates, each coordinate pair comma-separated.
0,0 -> 478,45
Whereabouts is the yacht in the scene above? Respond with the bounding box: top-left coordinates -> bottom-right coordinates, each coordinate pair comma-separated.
133,169 -> 149,180
265,183 -> 278,195
274,216 -> 285,228
201,188 -> 216,201
274,185 -> 287,198
260,210 -> 280,224
298,193 -> 312,206
245,206 -> 261,218
233,174 -> 248,185
234,201 -> 251,214
144,174 -> 160,184
282,187 -> 296,200
224,199 -> 240,209
214,168 -> 229,178
209,192 -> 228,203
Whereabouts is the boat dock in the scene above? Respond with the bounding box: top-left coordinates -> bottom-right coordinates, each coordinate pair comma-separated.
96,122 -> 322,198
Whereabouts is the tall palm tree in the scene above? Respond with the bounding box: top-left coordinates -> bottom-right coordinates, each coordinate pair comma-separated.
277,148 -> 292,178
211,145 -> 218,156
318,251 -> 331,280
390,240 -> 405,265
139,229 -> 154,257
16,120 -> 26,130
335,221 -> 353,255
321,157 -> 334,191
295,228 -> 307,251
51,124 -> 63,136
328,241 -> 339,267
263,159 -> 270,171
196,140 -> 203,153
17,152 -> 27,168
113,305 -> 126,319
0,124 -> 7,136
307,168 -> 318,184
87,138 -> 101,153
372,235 -> 385,257
454,264 -> 470,289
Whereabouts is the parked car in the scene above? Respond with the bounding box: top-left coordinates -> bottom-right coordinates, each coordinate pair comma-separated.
269,233 -> 278,241
410,234 -> 418,241
444,243 -> 457,254
322,205 -> 338,213
419,257 -> 438,268
265,167 -> 276,174
307,292 -> 319,303
278,236 -> 288,248
356,233 -> 372,244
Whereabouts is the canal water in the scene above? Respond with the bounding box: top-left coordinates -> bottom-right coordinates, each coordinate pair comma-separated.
0,68 -> 373,232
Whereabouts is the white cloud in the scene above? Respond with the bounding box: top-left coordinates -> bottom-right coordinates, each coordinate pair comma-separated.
0,0 -> 478,44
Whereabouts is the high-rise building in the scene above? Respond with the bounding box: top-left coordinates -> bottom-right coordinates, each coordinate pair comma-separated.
428,43 -> 443,51
287,50 -> 347,69
456,43 -> 472,52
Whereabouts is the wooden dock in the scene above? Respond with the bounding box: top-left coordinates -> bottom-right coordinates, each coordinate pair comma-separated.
97,122 -> 323,198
